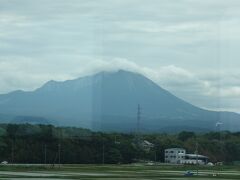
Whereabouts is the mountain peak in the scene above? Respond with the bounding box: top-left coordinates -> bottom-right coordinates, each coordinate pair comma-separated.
93,69 -> 140,77
39,70 -> 142,91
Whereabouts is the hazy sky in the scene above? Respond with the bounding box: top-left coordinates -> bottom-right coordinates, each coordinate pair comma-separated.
0,0 -> 240,112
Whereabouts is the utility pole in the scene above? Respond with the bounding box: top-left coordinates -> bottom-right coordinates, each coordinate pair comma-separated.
216,122 -> 223,174
102,143 -> 105,165
11,141 -> 14,164
58,143 -> 61,168
136,104 -> 141,145
155,149 -> 157,165
44,144 -> 47,165
58,127 -> 62,168
137,104 -> 141,135
195,142 -> 199,176
216,122 -> 223,134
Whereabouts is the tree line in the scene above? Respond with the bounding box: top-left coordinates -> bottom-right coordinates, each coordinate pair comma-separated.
0,124 -> 239,164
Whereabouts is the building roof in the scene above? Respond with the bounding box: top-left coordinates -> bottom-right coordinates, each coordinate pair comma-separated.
185,154 -> 209,159
143,140 -> 154,146
165,148 -> 186,151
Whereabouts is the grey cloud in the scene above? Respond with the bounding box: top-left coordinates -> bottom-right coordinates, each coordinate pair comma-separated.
0,0 -> 239,112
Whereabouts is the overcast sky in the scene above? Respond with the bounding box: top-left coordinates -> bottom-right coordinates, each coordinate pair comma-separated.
0,0 -> 240,112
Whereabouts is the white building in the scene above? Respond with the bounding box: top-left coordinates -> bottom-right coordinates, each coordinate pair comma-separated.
165,148 -> 208,165
165,148 -> 186,164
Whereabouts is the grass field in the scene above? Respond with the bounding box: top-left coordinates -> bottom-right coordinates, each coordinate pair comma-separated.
0,164 -> 240,179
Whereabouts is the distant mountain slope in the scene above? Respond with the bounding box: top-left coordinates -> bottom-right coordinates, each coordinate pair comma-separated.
0,70 -> 239,132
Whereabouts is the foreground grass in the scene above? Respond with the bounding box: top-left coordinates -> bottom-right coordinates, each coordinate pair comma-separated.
0,164 -> 240,179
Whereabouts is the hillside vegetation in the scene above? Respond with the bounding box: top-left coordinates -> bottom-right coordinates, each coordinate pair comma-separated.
0,124 -> 239,164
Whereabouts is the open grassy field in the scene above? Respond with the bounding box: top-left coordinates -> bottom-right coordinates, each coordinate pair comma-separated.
0,164 -> 240,179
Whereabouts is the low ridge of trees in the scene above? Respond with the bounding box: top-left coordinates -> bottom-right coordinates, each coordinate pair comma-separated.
0,124 -> 239,164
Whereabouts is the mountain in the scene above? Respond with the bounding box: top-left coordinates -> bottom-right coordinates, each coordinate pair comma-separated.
0,70 -> 239,132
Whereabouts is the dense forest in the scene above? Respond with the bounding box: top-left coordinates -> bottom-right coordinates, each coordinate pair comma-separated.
0,124 -> 239,165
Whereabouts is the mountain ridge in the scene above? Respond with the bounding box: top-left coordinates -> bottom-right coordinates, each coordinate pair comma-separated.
0,70 -> 239,132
